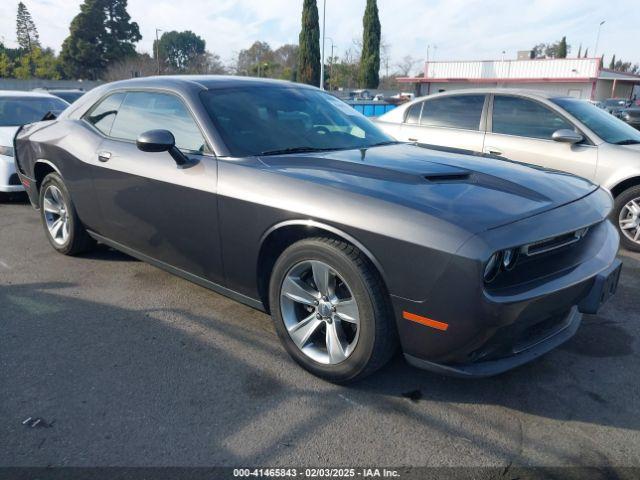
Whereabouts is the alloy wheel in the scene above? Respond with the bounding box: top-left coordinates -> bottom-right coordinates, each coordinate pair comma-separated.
280,260 -> 360,365
619,197 -> 640,245
43,185 -> 70,246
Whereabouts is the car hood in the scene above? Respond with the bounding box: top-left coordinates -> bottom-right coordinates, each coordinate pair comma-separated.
0,126 -> 19,147
259,143 -> 599,233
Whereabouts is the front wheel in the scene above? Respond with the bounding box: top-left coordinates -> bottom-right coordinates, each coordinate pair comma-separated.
39,172 -> 95,255
269,237 -> 397,383
613,185 -> 640,252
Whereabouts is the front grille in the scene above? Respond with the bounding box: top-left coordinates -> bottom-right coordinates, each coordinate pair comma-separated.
522,227 -> 589,257
8,173 -> 20,186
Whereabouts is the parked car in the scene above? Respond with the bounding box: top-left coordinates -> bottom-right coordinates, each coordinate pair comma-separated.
602,98 -> 632,115
0,91 -> 68,199
15,76 -> 620,382
35,89 -> 86,104
616,104 -> 640,129
376,89 -> 640,251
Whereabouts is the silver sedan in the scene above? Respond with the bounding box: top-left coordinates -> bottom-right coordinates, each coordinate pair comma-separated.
376,89 -> 640,251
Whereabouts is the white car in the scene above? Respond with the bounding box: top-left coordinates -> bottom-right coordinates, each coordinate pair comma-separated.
376,89 -> 640,251
0,91 -> 68,198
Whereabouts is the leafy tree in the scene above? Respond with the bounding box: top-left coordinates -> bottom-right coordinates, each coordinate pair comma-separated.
236,41 -> 274,75
60,0 -> 107,79
16,2 -> 40,54
530,39 -> 571,59
101,0 -> 141,64
60,0 -> 140,79
395,55 -> 418,76
154,30 -> 206,72
609,54 -> 616,69
0,51 -> 13,77
359,0 -> 381,88
274,44 -> 299,80
13,47 -> 60,79
297,0 -> 320,86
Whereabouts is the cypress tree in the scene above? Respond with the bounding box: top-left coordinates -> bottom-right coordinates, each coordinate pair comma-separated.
16,2 -> 40,54
609,54 -> 616,69
359,0 -> 381,88
557,36 -> 567,58
297,0 -> 320,85
577,44 -> 582,58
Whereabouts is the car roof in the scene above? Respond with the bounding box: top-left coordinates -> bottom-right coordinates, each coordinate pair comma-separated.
0,90 -> 63,99
415,88 -> 563,100
103,75 -> 316,92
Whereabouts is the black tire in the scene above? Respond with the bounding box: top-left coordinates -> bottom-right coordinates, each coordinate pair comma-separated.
39,172 -> 95,255
612,185 -> 640,252
269,237 -> 397,383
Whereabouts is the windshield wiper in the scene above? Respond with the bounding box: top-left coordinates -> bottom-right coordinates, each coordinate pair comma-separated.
614,139 -> 640,145
367,140 -> 401,147
259,146 -> 342,156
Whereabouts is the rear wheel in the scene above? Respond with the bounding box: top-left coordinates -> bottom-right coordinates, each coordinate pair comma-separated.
269,237 -> 397,383
614,185 -> 640,252
39,172 -> 95,255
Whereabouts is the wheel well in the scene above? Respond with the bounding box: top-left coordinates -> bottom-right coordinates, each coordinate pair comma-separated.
611,177 -> 640,198
33,162 -> 57,195
256,225 -> 382,314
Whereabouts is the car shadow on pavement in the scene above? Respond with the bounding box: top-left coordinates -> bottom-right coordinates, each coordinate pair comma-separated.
2,252 -> 639,466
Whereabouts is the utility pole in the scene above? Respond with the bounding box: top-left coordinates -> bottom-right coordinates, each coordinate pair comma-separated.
594,20 -> 605,58
320,0 -> 327,89
155,28 -> 162,75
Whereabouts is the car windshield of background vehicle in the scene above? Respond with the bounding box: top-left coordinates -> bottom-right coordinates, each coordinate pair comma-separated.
553,98 -> 640,145
200,87 -> 394,157
0,96 -> 69,127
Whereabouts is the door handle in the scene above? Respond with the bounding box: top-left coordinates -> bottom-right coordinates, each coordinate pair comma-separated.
486,149 -> 502,156
98,151 -> 112,162
408,138 -> 418,142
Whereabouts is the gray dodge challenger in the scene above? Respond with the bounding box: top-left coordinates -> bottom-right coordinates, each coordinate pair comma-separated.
13,76 -> 621,383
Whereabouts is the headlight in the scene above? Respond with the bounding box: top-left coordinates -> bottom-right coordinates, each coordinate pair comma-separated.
0,145 -> 15,157
483,251 -> 503,283
484,248 -> 519,283
622,112 -> 631,120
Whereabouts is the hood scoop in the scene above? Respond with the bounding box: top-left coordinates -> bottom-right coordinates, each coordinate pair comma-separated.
424,171 -> 472,183
425,170 -> 550,202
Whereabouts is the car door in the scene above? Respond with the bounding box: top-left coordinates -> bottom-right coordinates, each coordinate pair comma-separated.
398,94 -> 487,153
483,95 -> 597,181
89,90 -> 224,284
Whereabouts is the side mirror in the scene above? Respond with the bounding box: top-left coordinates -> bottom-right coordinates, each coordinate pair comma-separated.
552,129 -> 583,144
136,129 -> 188,166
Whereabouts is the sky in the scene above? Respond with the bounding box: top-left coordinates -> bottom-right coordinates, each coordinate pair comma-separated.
1,0 -> 639,73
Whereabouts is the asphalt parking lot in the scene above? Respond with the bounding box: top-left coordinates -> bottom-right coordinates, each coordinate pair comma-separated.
2,196 -> 640,469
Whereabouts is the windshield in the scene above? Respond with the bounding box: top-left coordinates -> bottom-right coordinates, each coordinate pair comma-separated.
200,87 -> 393,157
604,99 -> 629,107
552,97 -> 640,145
0,96 -> 69,127
53,91 -> 84,103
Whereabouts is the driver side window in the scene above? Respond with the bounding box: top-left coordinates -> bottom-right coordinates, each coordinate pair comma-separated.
492,96 -> 572,140
109,91 -> 209,154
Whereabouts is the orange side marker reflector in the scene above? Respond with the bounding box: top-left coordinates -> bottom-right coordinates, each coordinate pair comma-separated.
402,311 -> 449,331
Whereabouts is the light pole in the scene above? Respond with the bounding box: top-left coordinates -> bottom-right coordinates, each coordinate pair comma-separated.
155,28 -> 162,75
325,37 -> 335,90
320,0 -> 327,89
594,20 -> 605,58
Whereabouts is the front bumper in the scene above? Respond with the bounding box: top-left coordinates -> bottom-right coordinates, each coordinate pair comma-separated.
404,258 -> 621,377
0,155 -> 24,193
391,188 -> 620,377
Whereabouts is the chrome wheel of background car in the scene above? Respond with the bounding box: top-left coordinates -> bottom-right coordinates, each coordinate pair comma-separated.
619,197 -> 640,245
280,260 -> 360,365
43,185 -> 70,246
